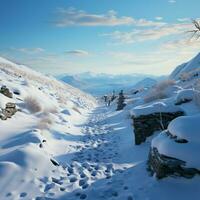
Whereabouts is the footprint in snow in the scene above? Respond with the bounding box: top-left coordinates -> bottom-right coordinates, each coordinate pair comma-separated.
80,193 -> 87,199
19,192 -> 27,198
44,183 -> 55,192
69,176 -> 78,183
79,179 -> 88,187
6,192 -> 12,197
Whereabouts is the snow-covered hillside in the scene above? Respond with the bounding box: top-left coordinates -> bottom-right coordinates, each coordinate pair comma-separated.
170,52 -> 200,81
1,52 -> 200,200
0,57 -> 96,199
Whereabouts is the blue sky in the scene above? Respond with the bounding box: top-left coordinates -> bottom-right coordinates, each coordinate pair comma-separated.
1,0 -> 200,75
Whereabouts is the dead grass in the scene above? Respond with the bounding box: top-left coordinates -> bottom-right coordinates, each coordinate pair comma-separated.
24,96 -> 42,113
144,79 -> 175,103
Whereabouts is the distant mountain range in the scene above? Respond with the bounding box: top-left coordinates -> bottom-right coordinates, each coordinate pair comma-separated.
57,72 -> 165,96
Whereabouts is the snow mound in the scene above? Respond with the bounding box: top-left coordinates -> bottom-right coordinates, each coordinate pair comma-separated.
168,114 -> 200,143
1,130 -> 42,149
131,101 -> 181,117
152,114 -> 200,169
175,89 -> 200,104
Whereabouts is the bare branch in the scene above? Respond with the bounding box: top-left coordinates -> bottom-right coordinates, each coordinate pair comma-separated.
188,19 -> 200,40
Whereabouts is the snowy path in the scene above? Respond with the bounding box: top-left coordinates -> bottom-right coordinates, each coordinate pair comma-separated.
56,106 -> 150,200
34,105 -> 200,200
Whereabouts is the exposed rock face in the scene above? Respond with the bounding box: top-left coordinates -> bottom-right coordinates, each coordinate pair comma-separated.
0,86 -> 13,98
0,102 -> 17,120
132,111 -> 184,145
147,147 -> 199,179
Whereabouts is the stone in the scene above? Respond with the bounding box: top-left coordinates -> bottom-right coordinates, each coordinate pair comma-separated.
0,86 -> 13,98
147,147 -> 200,179
50,158 -> 59,166
0,102 -> 17,120
132,111 -> 184,145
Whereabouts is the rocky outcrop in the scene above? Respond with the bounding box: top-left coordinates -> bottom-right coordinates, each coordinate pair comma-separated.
0,86 -> 13,98
132,111 -> 184,145
147,147 -> 199,179
0,102 -> 18,120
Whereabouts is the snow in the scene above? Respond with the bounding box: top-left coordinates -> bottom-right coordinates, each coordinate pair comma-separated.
151,113 -> 200,169
168,114 -> 200,143
0,56 -> 200,200
170,52 -> 200,80
0,57 -> 97,199
152,130 -> 200,169
175,89 -> 199,103
131,101 -> 181,117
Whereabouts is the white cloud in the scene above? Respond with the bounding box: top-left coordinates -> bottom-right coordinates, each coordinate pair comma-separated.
161,37 -> 200,51
177,18 -> 190,22
103,22 -> 193,44
65,50 -> 89,56
10,47 -> 45,54
107,42 -> 200,75
155,16 -> 163,21
168,0 -> 176,3
54,7 -> 166,27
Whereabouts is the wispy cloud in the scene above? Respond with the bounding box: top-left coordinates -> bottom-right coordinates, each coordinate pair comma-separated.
10,47 -> 45,54
177,18 -> 190,22
168,0 -> 176,4
161,37 -> 200,51
103,22 -> 192,44
54,7 -> 166,27
155,16 -> 163,21
65,50 -> 89,56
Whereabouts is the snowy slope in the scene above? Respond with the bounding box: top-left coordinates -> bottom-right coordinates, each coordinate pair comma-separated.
170,52 -> 200,80
1,53 -> 200,200
0,57 -> 97,199
131,78 -> 157,90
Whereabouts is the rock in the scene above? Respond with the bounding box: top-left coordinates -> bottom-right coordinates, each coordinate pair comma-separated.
0,86 -> 13,98
132,111 -> 184,145
147,147 -> 199,179
0,102 -> 17,120
50,159 -> 59,166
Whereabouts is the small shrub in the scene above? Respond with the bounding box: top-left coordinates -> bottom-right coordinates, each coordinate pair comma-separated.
144,79 -> 175,103
44,107 -> 58,114
37,115 -> 53,130
24,96 -> 42,113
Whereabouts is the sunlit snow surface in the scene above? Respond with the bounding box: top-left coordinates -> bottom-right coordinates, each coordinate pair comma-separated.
0,57 -> 200,200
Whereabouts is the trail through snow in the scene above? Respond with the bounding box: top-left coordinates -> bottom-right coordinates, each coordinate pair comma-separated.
7,104 -> 200,200
51,105 -> 200,200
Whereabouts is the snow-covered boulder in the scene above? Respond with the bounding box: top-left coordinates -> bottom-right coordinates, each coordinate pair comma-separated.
131,101 -> 181,117
131,101 -> 184,145
175,89 -> 198,105
168,114 -> 200,144
149,114 -> 200,178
